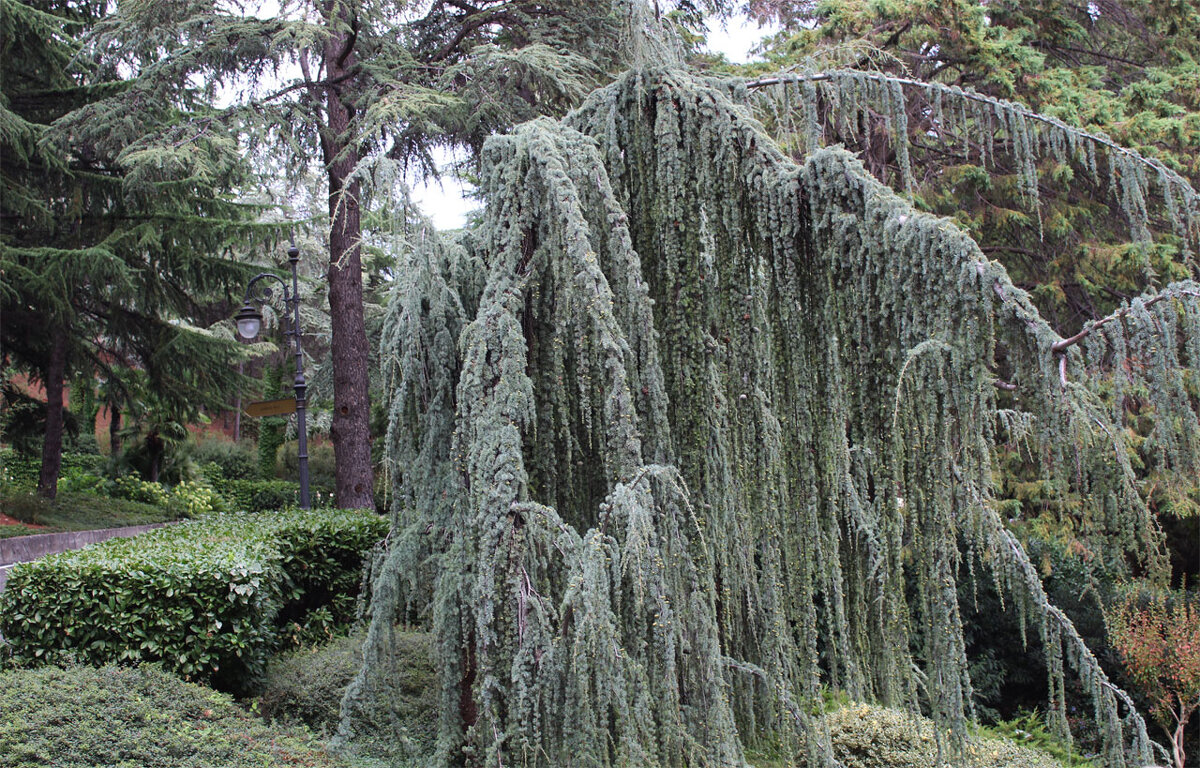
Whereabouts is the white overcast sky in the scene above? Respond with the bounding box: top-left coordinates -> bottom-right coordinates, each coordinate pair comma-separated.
409,16 -> 777,230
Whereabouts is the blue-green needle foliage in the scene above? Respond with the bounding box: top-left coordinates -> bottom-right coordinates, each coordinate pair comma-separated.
345,68 -> 1199,768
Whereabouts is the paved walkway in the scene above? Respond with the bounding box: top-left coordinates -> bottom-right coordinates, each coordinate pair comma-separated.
0,524 -> 169,592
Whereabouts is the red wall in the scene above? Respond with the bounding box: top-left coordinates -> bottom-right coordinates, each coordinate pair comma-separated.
7,373 -> 242,453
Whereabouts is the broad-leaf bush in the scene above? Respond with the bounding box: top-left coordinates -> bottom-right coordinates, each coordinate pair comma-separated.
0,663 -> 350,768
166,479 -> 226,517
0,509 -> 387,692
110,474 -> 170,505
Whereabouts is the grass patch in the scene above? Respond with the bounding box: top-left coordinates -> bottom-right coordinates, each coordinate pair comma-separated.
0,489 -> 176,534
0,663 -> 353,768
0,523 -> 48,539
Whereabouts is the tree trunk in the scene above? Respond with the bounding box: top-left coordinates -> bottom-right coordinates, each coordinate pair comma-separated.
147,431 -> 163,484
37,330 -> 67,499
321,2 -> 375,510
108,402 -> 121,456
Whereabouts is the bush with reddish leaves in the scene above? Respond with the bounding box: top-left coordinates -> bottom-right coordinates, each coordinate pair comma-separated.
1107,587 -> 1200,768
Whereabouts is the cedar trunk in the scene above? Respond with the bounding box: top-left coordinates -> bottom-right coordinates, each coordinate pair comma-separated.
37,330 -> 67,499
321,5 -> 375,510
109,403 -> 121,456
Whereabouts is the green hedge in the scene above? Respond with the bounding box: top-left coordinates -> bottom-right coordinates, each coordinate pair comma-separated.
0,509 -> 387,692
0,663 -> 350,768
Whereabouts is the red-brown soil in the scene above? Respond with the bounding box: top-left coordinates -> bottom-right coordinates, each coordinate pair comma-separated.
0,512 -> 46,529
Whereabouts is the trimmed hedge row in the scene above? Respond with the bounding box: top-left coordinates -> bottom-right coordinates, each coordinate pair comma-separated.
0,509 -> 387,692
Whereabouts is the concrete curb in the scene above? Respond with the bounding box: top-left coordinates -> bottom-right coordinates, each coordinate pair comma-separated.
0,523 -> 170,592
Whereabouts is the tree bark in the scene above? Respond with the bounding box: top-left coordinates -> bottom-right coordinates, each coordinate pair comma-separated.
321,1 -> 375,510
109,402 -> 122,456
37,330 -> 67,499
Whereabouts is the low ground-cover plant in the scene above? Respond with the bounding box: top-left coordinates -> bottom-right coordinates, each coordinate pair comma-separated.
0,663 -> 353,768
982,711 -> 1100,768
0,509 -> 387,692
0,489 -> 175,534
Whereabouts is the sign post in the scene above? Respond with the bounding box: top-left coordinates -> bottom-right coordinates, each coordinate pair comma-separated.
244,398 -> 298,418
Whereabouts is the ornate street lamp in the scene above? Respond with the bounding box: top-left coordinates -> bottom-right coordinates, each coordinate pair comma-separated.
235,237 -> 311,509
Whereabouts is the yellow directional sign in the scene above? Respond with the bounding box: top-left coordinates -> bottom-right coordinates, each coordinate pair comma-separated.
245,398 -> 297,418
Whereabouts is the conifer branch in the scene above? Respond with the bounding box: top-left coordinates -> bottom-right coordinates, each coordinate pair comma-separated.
1051,285 -> 1200,355
742,70 -> 1191,193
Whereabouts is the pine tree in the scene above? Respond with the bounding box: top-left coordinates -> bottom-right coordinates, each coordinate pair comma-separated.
83,0 -> 625,508
0,0 -> 258,497
344,61 -> 1198,767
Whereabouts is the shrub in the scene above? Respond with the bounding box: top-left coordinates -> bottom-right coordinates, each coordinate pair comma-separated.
0,448 -> 38,491
1106,587 -> 1200,768
218,478 -> 302,513
808,703 -> 1081,768
110,474 -> 170,505
0,509 -> 388,692
192,438 -> 259,481
55,465 -> 106,495
0,449 -> 105,493
259,415 -> 287,478
271,510 -> 390,644
166,479 -> 227,518
0,663 -> 349,768
260,630 -> 438,762
276,439 -> 337,491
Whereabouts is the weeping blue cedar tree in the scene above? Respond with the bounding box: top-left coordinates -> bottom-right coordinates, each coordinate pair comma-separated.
343,66 -> 1198,767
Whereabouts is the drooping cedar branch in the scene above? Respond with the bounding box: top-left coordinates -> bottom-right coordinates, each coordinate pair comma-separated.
1052,286 -> 1200,354
743,69 -> 1200,259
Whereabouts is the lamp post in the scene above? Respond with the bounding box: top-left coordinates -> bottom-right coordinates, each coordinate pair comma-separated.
235,237 -> 311,509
